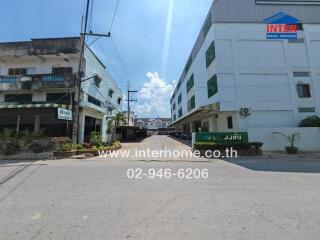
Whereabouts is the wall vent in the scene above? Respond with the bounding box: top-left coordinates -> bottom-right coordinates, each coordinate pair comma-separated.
299,107 -> 315,113
293,72 -> 310,77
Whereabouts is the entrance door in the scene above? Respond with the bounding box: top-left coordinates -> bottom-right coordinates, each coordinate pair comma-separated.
84,116 -> 102,142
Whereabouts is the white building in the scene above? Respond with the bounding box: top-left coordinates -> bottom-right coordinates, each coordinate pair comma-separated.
0,37 -> 122,143
135,118 -> 171,130
170,0 -> 320,141
122,111 -> 135,126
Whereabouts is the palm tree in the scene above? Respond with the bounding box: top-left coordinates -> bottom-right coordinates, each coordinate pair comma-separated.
107,113 -> 126,143
109,112 -> 126,127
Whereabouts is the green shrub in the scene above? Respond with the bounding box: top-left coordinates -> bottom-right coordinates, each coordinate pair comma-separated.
193,142 -> 263,150
57,143 -> 83,151
90,132 -> 103,147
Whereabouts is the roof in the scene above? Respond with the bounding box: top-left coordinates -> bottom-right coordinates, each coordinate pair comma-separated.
171,0 -> 320,103
212,0 -> 320,23
0,36 -> 106,68
135,118 -> 171,123
0,37 -> 81,56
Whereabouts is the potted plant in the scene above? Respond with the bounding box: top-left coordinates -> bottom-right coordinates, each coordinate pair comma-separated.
273,132 -> 300,154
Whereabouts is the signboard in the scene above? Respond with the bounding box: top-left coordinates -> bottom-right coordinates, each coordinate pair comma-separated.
57,108 -> 72,121
263,12 -> 300,40
194,132 -> 248,144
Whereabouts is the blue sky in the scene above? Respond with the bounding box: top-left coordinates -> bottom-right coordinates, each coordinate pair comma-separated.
0,0 -> 212,117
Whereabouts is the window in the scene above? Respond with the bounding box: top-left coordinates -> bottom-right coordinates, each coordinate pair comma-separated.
5,94 -> 32,103
173,103 -> 176,111
227,116 -> 233,129
88,95 -> 101,107
207,75 -> 218,98
206,41 -> 215,68
178,93 -> 182,104
299,107 -> 315,113
8,68 -> 27,75
173,114 -> 176,121
297,84 -> 311,98
52,67 -> 73,75
186,74 -> 194,93
187,95 -> 196,111
94,75 -> 102,88
178,108 -> 183,118
47,93 -> 72,104
203,13 -> 212,37
108,89 -> 114,98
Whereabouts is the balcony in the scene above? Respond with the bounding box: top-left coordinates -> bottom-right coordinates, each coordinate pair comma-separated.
0,74 -> 76,92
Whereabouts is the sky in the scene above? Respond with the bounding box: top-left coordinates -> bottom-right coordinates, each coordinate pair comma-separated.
0,0 -> 213,118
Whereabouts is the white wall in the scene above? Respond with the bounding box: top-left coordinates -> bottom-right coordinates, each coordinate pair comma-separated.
171,22 -> 320,130
248,127 -> 320,151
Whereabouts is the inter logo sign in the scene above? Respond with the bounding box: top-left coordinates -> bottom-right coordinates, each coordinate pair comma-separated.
264,12 -> 301,40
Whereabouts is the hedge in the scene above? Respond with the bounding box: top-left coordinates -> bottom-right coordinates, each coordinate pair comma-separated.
193,142 -> 263,150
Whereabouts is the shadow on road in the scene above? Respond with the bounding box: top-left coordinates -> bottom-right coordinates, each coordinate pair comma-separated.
224,158 -> 320,173
168,136 -> 192,147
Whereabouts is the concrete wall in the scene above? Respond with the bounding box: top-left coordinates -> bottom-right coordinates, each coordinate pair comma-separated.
248,127 -> 320,151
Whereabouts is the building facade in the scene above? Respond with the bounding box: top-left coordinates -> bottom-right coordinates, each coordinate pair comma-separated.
0,37 -> 122,143
170,0 -> 320,134
135,118 -> 171,130
122,111 -> 135,126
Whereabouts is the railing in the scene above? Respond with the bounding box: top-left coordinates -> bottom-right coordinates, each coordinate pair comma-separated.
0,76 -> 18,83
38,74 -> 75,89
0,74 -> 76,91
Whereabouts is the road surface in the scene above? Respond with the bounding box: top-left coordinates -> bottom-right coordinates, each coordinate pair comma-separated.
0,135 -> 319,240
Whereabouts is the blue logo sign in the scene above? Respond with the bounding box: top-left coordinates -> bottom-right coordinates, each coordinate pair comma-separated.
264,12 -> 301,40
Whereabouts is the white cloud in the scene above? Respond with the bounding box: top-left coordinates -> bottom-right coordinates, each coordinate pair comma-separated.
134,72 -> 174,118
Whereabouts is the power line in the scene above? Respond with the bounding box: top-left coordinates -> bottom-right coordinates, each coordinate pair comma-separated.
88,0 -> 120,46
110,36 -> 132,84
109,0 -> 120,33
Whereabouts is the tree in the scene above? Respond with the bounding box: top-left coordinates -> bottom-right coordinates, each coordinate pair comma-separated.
107,112 -> 126,140
109,112 -> 126,127
299,115 -> 320,127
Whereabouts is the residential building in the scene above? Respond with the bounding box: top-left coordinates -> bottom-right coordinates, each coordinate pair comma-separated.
122,111 -> 135,126
0,37 -> 122,143
135,118 -> 171,130
170,0 -> 320,135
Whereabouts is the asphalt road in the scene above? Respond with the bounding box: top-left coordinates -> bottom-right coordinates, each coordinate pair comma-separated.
0,136 -> 320,240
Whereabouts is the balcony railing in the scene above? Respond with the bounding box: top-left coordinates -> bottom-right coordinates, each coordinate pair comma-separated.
0,74 -> 76,91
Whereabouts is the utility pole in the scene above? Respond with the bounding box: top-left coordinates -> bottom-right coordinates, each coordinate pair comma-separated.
126,82 -> 137,126
73,0 -> 111,144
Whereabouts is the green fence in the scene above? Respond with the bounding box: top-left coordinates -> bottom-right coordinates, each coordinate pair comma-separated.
194,132 -> 248,144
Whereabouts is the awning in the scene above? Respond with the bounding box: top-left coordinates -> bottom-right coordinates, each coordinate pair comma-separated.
169,103 -> 220,127
0,103 -> 71,110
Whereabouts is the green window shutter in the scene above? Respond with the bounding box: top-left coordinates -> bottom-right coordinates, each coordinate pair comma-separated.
187,95 -> 196,111
178,93 -> 182,104
207,75 -> 218,98
191,95 -> 195,109
186,74 -> 194,93
203,13 -> 212,37
206,41 -> 215,68
178,108 -> 182,117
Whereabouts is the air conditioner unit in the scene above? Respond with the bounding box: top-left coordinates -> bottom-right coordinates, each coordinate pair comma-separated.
240,107 -> 252,116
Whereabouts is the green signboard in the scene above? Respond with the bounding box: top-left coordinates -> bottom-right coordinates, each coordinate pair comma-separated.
195,132 -> 248,144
